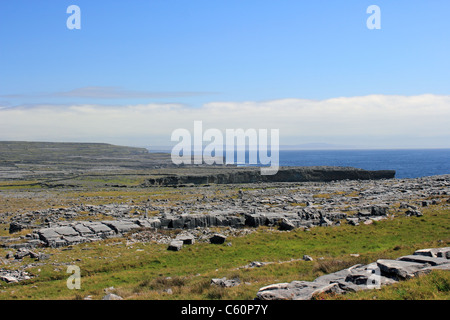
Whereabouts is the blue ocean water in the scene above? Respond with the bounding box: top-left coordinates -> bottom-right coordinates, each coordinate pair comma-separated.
154,148 -> 450,179
277,149 -> 450,179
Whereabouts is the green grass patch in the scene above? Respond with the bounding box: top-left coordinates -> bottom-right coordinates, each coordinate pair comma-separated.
0,205 -> 448,300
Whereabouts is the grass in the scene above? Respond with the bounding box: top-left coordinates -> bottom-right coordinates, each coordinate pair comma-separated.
0,203 -> 448,300
0,183 -> 43,190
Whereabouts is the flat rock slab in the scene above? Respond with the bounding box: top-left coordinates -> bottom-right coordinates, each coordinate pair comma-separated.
47,239 -> 68,248
53,226 -> 79,237
37,229 -> 61,242
376,259 -> 429,280
341,263 -> 397,290
314,267 -> 355,284
85,222 -> 114,234
414,247 -> 450,259
136,219 -> 161,229
256,281 -> 340,300
314,263 -> 397,292
102,221 -> 140,233
419,263 -> 450,273
256,246 -> 450,300
63,235 -> 86,245
72,224 -> 95,236
397,255 -> 449,266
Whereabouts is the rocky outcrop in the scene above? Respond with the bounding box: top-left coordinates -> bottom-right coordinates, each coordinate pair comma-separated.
0,269 -> 33,283
255,247 -> 450,300
3,174 -> 448,250
142,166 -> 396,186
5,205 -> 390,249
211,277 -> 241,288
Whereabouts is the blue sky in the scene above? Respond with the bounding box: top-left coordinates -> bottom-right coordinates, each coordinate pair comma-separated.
0,1 -> 449,147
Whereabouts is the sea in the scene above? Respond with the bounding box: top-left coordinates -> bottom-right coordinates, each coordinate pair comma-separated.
277,149 -> 450,179
155,148 -> 450,179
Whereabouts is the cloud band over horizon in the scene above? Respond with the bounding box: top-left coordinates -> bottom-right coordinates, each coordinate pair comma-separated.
0,94 -> 449,148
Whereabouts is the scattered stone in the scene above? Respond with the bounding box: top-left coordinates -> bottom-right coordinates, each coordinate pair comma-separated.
164,288 -> 173,294
0,275 -> 18,283
9,222 -> 28,234
209,233 -> 227,244
303,255 -> 313,261
14,249 -> 33,259
421,200 -> 430,207
102,293 -> 123,300
279,218 -> 296,231
167,240 -> 183,251
406,209 -> 423,217
346,217 -> 359,226
246,261 -> 267,268
319,217 -> 333,227
211,277 -> 241,288
371,205 -> 388,216
2,175 -> 449,254
0,269 -> 33,283
175,233 -> 195,245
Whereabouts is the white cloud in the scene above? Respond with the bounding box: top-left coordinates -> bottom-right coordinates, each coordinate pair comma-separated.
0,94 -> 449,148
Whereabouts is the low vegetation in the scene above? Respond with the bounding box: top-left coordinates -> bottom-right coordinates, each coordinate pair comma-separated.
0,142 -> 448,300
0,204 -> 448,300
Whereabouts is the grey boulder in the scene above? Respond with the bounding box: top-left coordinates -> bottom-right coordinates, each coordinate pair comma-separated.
175,233 -> 195,245
210,233 -> 227,244
102,293 -> 123,300
167,240 -> 183,251
211,277 -> 241,288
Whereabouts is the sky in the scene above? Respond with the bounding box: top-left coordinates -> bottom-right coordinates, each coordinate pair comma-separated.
0,0 -> 449,148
